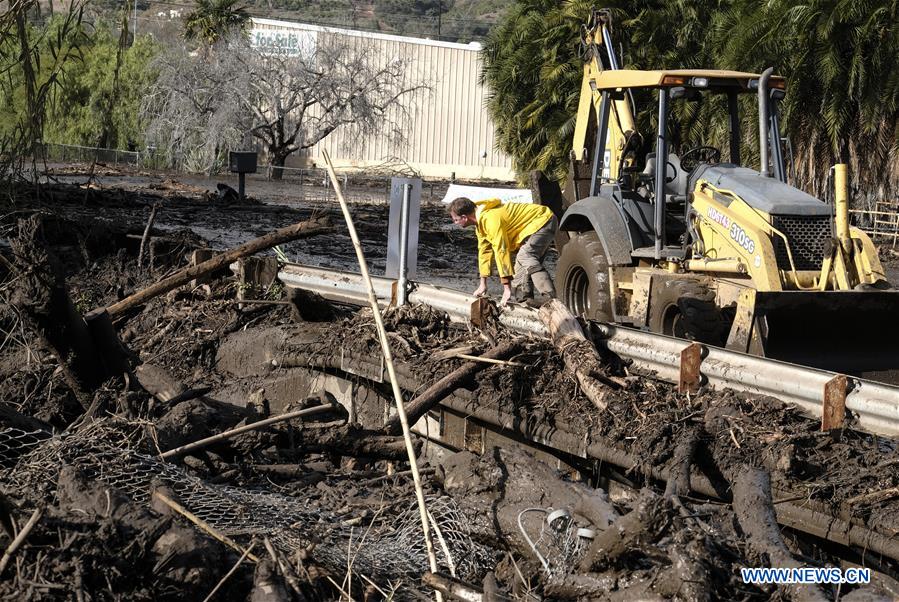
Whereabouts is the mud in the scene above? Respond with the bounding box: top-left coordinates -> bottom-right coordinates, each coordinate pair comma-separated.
0,170 -> 897,601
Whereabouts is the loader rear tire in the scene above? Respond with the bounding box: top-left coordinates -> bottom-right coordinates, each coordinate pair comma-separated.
648,280 -> 724,345
556,231 -> 613,321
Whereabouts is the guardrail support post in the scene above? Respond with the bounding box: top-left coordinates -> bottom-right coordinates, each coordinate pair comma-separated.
822,374 -> 847,431
470,297 -> 491,329
678,342 -> 703,394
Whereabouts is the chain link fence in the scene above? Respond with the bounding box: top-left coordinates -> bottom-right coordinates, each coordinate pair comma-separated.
0,420 -> 491,596
38,143 -> 452,205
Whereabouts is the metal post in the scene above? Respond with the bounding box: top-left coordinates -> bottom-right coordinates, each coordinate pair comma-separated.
590,91 -> 610,198
834,164 -> 852,255
769,97 -> 786,182
238,173 -> 246,201
654,88 -> 669,259
758,67 -> 774,178
397,184 -> 412,305
727,91 -> 741,165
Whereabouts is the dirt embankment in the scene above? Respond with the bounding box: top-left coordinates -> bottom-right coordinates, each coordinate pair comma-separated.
0,176 -> 898,600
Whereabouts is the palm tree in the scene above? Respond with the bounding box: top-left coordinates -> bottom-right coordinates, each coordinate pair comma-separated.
481,0 -> 604,182
481,0 -> 723,182
184,0 -> 251,46
715,0 -> 899,202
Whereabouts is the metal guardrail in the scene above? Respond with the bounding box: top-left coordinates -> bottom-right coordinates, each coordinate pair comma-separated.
278,262 -> 899,438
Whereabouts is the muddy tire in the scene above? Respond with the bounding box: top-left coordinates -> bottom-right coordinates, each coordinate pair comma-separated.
648,279 -> 724,345
556,231 -> 613,321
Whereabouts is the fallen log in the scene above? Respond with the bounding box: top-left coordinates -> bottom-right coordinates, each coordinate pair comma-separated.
578,488 -> 665,572
733,467 -> 828,602
664,426 -> 699,500
383,340 -> 524,435
105,216 -> 330,317
280,424 -> 421,461
537,300 -> 614,411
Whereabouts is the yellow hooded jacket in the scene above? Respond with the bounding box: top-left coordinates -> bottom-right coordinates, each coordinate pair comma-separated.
475,199 -> 554,278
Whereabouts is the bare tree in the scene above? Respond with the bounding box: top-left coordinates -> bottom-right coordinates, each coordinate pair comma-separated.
143,32 -> 426,179
141,40 -> 244,174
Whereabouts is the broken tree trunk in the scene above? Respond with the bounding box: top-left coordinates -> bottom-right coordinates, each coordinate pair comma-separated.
664,426 -> 700,500
105,216 -> 330,317
137,203 -> 159,271
9,216 -> 104,406
284,424 -> 423,461
578,488 -> 665,572
733,467 -> 828,602
383,340 -> 524,436
537,299 -> 614,411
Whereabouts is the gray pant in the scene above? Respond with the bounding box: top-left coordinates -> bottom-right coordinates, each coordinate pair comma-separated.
512,215 -> 558,297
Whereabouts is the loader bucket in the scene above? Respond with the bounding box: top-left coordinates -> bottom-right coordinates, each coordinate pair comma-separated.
725,290 -> 899,383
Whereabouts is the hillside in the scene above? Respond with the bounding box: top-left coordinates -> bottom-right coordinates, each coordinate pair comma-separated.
30,1 -> 510,42
243,0 -> 512,41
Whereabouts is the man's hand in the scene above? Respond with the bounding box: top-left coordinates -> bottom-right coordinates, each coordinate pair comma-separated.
473,276 -> 489,297
500,285 -> 513,306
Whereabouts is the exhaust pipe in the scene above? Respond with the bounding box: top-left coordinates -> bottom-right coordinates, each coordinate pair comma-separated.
758,67 -> 774,178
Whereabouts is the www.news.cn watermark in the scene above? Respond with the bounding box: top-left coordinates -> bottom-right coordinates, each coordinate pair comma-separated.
741,567 -> 871,585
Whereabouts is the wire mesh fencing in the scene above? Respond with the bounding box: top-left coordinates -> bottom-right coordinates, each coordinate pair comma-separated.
851,200 -> 899,248
0,420 -> 491,596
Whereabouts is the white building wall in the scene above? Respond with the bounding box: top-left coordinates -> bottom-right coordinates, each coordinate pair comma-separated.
250,18 -> 514,181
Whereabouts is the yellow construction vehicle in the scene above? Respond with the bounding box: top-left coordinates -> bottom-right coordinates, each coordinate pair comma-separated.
556,10 -> 899,380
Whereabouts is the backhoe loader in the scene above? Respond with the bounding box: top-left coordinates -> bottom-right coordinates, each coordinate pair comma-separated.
556,10 -> 899,380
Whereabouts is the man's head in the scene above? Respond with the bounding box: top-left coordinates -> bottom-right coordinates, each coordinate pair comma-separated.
449,197 -> 477,228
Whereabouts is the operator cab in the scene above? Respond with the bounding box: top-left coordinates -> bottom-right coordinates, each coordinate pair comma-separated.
582,69 -> 788,260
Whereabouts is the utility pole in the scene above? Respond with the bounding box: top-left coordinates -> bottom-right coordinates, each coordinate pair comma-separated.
132,0 -> 137,42
437,0 -> 441,38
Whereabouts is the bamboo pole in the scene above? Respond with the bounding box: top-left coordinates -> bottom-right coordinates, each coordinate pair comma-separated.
450,353 -> 524,367
160,404 -> 333,459
321,150 -> 441,598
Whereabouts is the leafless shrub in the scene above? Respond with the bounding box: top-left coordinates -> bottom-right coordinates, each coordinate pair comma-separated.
142,31 -> 428,178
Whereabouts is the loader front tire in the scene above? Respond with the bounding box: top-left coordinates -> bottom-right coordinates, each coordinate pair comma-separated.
557,231 -> 613,321
648,280 -> 724,345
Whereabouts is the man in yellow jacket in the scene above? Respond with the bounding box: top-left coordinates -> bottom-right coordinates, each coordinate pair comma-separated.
449,197 -> 558,305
